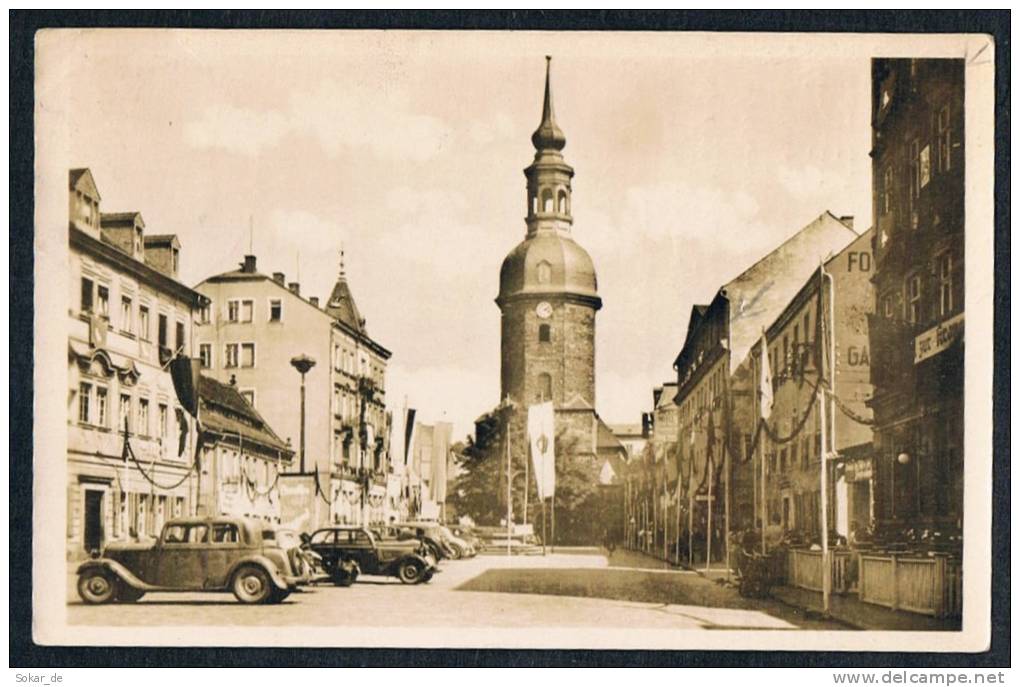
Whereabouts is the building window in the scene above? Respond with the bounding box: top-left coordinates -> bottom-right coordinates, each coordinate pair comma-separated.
119,394 -> 131,432
96,285 -> 110,317
78,382 -> 92,423
80,277 -> 94,313
198,303 -> 211,324
906,275 -> 922,324
538,324 -> 551,343
937,104 -> 952,172
920,144 -> 931,189
240,343 -> 255,368
139,305 -> 150,340
224,343 -> 239,368
96,386 -> 108,427
240,389 -> 255,407
199,343 -> 212,369
939,252 -> 954,317
138,398 -> 150,436
881,293 -> 896,319
882,166 -> 893,215
227,299 -> 254,323
159,403 -> 168,438
176,321 -> 186,353
158,314 -> 168,349
269,299 -> 282,322
537,372 -> 552,401
909,139 -> 921,203
121,296 -> 133,334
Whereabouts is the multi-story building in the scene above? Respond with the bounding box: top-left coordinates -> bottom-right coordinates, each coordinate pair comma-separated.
197,374 -> 294,522
750,228 -> 875,543
673,211 -> 859,565
194,254 -> 392,529
868,59 -> 965,537
67,168 -> 208,560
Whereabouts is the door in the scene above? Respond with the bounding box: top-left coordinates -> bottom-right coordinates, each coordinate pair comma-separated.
205,522 -> 243,589
83,490 -> 104,554
157,523 -> 208,588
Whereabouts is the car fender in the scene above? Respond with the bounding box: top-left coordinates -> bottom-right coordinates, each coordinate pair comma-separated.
225,555 -> 290,591
76,559 -> 155,592
400,553 -> 435,571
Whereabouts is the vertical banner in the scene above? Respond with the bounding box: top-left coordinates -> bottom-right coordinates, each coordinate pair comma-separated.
431,422 -> 451,503
403,409 -> 416,466
527,401 -> 556,500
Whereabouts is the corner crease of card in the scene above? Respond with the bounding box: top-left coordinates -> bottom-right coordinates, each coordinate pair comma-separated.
527,401 -> 556,500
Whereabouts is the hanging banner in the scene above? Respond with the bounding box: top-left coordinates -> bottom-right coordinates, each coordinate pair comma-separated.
914,312 -> 964,364
528,401 -> 556,500
170,356 -> 202,417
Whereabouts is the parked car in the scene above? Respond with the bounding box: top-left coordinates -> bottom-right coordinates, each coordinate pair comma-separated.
449,526 -> 484,552
395,521 -> 456,561
307,526 -> 437,585
438,525 -> 476,558
76,517 -> 307,605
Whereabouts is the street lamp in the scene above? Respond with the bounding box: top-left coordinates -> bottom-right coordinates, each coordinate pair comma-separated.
290,354 -> 316,473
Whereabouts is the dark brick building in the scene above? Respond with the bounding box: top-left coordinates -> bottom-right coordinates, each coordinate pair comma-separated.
868,59 -> 965,537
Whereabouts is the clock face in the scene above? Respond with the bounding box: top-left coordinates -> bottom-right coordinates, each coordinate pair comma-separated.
536,302 -> 553,319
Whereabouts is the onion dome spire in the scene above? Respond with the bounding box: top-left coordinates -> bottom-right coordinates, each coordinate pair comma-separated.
531,56 -> 566,152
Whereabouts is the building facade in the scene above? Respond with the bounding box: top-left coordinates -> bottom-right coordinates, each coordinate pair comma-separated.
673,211 -> 860,564
194,255 -> 392,530
751,228 -> 876,544
67,168 -> 207,560
494,58 -> 604,538
868,59 -> 965,538
197,375 -> 294,523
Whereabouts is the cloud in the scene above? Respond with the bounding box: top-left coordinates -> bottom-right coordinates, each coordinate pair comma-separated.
385,361 -> 498,441
182,80 -> 454,163
777,163 -> 839,200
183,105 -> 291,158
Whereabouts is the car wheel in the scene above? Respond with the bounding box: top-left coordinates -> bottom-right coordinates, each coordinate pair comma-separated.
332,568 -> 357,587
397,559 -> 423,584
117,586 -> 146,603
232,565 -> 273,604
426,542 -> 443,561
421,571 -> 434,584
449,544 -> 463,560
78,570 -> 118,604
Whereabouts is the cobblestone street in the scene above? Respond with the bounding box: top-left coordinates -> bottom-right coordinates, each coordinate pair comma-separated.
68,549 -> 847,631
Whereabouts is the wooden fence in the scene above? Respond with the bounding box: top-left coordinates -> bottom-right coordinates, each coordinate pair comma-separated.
858,553 -> 962,618
787,548 -> 853,594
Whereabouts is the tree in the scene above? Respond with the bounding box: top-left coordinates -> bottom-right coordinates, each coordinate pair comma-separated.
447,410 -> 506,526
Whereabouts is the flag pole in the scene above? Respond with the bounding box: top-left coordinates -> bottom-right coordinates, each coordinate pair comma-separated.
820,261 -> 833,616
705,456 -> 713,572
523,432 -> 529,527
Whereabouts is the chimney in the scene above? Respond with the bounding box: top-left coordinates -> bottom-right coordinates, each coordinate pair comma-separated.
241,255 -> 257,273
288,282 -> 300,296
272,272 -> 285,284
309,296 -> 319,307
839,215 -> 855,230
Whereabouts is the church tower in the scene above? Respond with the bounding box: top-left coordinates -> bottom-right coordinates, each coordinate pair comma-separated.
497,57 -> 601,414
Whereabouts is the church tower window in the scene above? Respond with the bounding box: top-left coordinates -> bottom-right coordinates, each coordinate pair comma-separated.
558,189 -> 568,213
539,324 -> 551,343
537,373 -> 552,401
536,261 -> 551,284
541,189 -> 554,213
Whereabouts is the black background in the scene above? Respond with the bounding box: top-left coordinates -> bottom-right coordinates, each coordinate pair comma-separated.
9,9 -> 1011,668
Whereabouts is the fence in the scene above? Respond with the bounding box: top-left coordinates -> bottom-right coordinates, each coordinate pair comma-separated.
787,548 -> 853,594
858,553 -> 962,618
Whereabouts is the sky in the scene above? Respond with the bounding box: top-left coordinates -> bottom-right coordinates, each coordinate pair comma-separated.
45,30 -> 874,440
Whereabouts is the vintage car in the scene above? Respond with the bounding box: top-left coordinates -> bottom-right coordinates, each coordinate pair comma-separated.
395,521 -> 458,561
307,526 -> 437,586
76,516 -> 308,605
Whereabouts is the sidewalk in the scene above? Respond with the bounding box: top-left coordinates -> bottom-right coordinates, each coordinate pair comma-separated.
769,585 -> 962,631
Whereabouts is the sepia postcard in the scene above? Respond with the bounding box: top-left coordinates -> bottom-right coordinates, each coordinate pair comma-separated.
32,28 -> 996,653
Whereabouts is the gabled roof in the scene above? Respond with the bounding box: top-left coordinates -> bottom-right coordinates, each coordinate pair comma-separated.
100,211 -> 144,226
199,375 -> 291,454
325,274 -> 366,335
560,394 -> 594,411
596,418 -> 625,451
69,168 -> 101,200
144,234 -> 180,248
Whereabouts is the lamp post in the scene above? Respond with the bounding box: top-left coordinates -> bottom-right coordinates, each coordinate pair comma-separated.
290,354 -> 316,474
